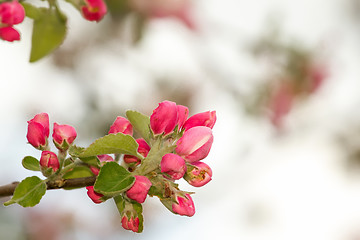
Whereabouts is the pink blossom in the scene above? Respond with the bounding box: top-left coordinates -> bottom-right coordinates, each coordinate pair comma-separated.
161,153 -> 186,180
123,138 -> 150,164
121,215 -> 139,233
183,111 -> 216,131
0,1 -> 25,25
40,151 -> 59,172
86,186 -> 104,204
176,105 -> 189,131
172,193 -> 195,217
81,0 -> 107,22
52,123 -> 77,150
108,116 -> 133,135
150,100 -> 178,136
0,26 -> 20,42
184,161 -> 212,187
175,126 -> 213,162
126,175 -> 152,203
26,113 -> 49,149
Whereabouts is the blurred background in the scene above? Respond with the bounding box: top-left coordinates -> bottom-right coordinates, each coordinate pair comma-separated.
2,0 -> 360,239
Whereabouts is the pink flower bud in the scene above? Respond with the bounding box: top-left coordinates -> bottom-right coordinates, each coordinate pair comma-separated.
184,161 -> 212,187
0,26 -> 20,42
0,1 -> 25,25
126,175 -> 152,203
150,100 -> 178,136
172,193 -> 195,217
40,151 -> 59,172
161,153 -> 186,180
81,0 -> 107,22
183,111 -> 216,131
123,138 -> 150,164
108,116 -> 133,135
176,105 -> 189,131
175,126 -> 213,162
26,113 -> 49,149
121,215 -> 139,233
90,154 -> 114,175
86,186 -> 104,204
52,123 -> 77,150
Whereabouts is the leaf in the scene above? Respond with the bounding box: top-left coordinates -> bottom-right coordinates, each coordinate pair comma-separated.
114,195 -> 144,233
21,2 -> 41,19
22,156 -> 40,171
126,110 -> 151,143
4,176 -> 46,207
68,145 -> 85,157
29,7 -> 67,62
94,162 -> 135,196
79,133 -> 139,158
62,166 -> 94,179
69,145 -> 100,166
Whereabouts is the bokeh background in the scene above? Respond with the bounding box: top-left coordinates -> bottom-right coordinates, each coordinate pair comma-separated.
2,0 -> 360,239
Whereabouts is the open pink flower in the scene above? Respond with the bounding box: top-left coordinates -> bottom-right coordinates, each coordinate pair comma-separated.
150,100 -> 178,136
126,175 -> 152,203
81,0 -> 107,22
26,113 -> 49,149
172,193 -> 195,217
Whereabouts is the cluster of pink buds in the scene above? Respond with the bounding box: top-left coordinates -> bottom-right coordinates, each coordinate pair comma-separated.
26,113 -> 77,176
0,0 -> 25,42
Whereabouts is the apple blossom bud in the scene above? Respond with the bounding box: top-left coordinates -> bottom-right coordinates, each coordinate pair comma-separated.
161,153 -> 186,180
108,116 -> 133,135
86,186 -> 104,204
40,151 -> 59,174
0,1 -> 25,25
26,113 -> 49,149
183,111 -> 216,131
172,193 -> 195,217
52,123 -> 77,150
184,161 -> 212,187
123,138 -> 150,164
81,0 -> 107,22
0,26 -> 20,42
176,105 -> 189,131
175,126 -> 213,162
90,154 -> 114,175
150,100 -> 178,136
126,175 -> 152,203
121,215 -> 139,233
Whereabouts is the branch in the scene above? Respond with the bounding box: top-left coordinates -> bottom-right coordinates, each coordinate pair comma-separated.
0,176 -> 96,197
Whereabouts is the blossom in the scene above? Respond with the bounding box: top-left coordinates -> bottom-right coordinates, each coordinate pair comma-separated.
121,215 -> 139,233
108,116 -> 133,135
126,175 -> 152,203
81,0 -> 107,22
52,123 -> 77,150
172,193 -> 195,217
123,138 -> 150,164
0,26 -> 20,42
184,161 -> 212,187
0,1 -> 25,25
183,111 -> 216,131
86,186 -> 104,204
26,113 -> 49,149
150,100 -> 178,136
176,105 -> 189,131
161,153 -> 186,180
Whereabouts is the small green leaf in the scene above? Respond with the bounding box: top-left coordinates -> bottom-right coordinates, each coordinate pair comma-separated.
68,145 -> 85,157
126,110 -> 151,143
4,176 -> 46,207
63,166 -> 94,179
79,133 -> 139,158
22,156 -> 40,171
69,145 -> 99,166
94,162 -> 135,196
29,7 -> 67,62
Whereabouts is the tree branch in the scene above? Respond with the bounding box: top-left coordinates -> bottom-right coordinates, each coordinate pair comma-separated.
0,176 -> 96,197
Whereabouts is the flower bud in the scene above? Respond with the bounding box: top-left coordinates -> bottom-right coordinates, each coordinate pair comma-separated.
26,113 -> 49,149
0,1 -> 25,25
183,111 -> 216,131
108,116 -> 133,135
150,100 -> 178,136
175,126 -> 213,162
126,175 -> 152,203
86,186 -> 104,204
52,123 -> 77,150
172,193 -> 195,217
40,151 -> 59,174
0,26 -> 20,42
90,154 -> 114,175
121,215 -> 139,233
184,161 -> 212,187
161,153 -> 186,180
176,105 -> 189,131
81,0 -> 107,22
123,138 -> 150,164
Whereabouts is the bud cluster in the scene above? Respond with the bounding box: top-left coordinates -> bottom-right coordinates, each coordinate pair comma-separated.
0,0 -> 25,42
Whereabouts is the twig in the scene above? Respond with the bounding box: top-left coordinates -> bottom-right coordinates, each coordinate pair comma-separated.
0,176 -> 96,198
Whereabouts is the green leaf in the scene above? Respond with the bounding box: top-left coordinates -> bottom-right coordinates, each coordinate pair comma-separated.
69,145 -> 99,166
22,156 -> 40,171
29,7 -> 67,62
79,133 -> 139,158
21,2 -> 41,19
126,110 -> 151,143
114,195 -> 144,233
94,162 -> 135,196
63,166 -> 94,179
4,176 -> 46,207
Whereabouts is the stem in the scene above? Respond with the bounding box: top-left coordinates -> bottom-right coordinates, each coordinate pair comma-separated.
0,176 -> 96,198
